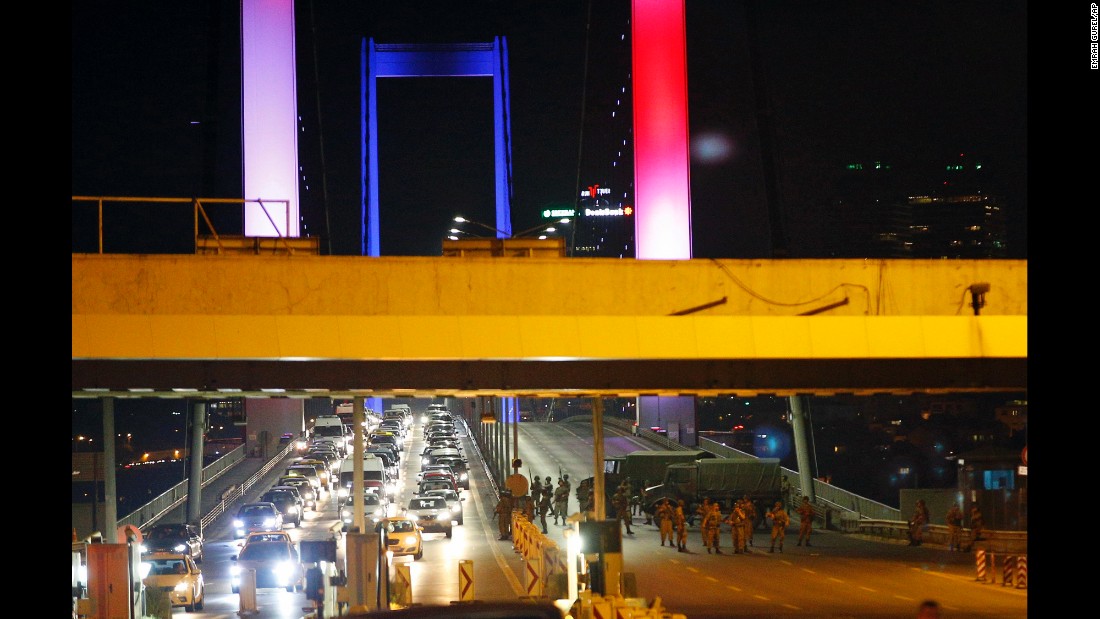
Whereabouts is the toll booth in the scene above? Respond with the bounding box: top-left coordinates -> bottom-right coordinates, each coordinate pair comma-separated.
578,520 -> 623,597
956,445 -> 1027,530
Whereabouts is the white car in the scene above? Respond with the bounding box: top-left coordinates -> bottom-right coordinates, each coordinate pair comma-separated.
422,488 -> 465,525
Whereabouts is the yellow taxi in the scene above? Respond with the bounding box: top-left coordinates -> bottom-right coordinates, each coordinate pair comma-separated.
141,552 -> 205,612
379,516 -> 423,560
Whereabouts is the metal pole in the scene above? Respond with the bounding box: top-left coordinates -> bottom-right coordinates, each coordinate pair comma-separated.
789,396 -> 815,503
592,397 -> 606,520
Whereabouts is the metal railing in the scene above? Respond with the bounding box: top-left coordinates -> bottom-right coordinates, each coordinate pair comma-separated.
72,195 -> 293,254
115,441 -> 296,534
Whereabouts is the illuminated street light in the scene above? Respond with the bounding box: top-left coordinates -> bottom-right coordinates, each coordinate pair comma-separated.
452,216 -> 570,239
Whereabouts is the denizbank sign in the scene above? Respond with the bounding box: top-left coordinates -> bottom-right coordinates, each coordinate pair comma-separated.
540,184 -> 634,218
542,205 -> 633,218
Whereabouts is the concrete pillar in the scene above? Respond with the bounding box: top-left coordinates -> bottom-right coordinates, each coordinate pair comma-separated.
102,398 -> 118,542
187,401 -> 205,525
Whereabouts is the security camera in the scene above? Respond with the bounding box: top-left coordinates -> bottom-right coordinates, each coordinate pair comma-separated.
968,282 -> 991,295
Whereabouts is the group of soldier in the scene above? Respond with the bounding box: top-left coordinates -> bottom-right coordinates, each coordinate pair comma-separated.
495,472 -> 574,539
496,472 -> 821,556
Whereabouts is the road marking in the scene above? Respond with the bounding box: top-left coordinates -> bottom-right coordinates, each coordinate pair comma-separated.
800,567 -> 816,574
752,594 -> 770,601
827,577 -> 844,583
781,604 -> 801,610
859,586 -> 876,592
706,576 -> 718,582
725,585 -> 742,592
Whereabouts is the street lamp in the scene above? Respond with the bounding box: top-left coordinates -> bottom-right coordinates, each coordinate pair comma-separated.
453,216 -> 509,237
452,215 -> 570,239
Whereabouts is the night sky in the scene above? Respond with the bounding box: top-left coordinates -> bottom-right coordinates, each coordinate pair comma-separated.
72,1 -> 1028,257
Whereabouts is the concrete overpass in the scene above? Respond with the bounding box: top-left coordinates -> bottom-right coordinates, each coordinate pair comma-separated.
72,254 -> 1027,398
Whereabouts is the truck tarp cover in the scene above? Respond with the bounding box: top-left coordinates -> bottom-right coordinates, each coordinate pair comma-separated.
623,450 -> 711,483
692,458 -> 782,497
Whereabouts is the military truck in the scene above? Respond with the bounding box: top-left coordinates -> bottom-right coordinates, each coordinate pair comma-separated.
643,457 -> 784,523
602,450 -> 714,495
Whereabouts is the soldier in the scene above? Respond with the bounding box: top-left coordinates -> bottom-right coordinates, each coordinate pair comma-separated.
673,499 -> 688,552
494,490 -> 514,540
945,503 -> 964,551
537,482 -> 552,534
725,500 -> 747,554
909,499 -> 929,546
796,496 -> 814,547
655,498 -> 674,546
543,476 -> 554,506
553,479 -> 570,525
531,476 -> 543,505
612,486 -> 634,534
767,500 -> 790,553
742,496 -> 758,548
702,502 -> 723,554
574,478 -> 589,511
694,497 -> 713,529
637,484 -> 653,525
582,487 -> 595,513
967,504 -> 984,549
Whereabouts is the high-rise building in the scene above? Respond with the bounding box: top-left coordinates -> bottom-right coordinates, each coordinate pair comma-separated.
568,3 -> 635,258
908,153 -> 1008,258
824,154 -> 1008,259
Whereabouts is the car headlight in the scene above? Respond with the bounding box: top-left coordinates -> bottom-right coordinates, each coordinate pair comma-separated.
173,543 -> 187,553
459,473 -> 468,481
274,561 -> 295,583
263,518 -> 277,528
288,506 -> 299,514
338,487 -> 350,499
402,535 -> 418,545
174,581 -> 190,592
451,505 -> 461,514
139,544 -> 149,553
230,565 -> 241,577
233,519 -> 244,528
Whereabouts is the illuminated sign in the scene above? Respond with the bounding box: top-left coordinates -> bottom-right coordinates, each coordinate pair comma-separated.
583,207 -> 632,217
581,185 -> 611,198
542,208 -> 576,218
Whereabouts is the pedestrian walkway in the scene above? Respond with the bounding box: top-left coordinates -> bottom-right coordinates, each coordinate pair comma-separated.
157,448 -> 297,532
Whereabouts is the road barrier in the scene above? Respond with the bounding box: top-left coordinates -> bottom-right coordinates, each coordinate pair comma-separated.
1015,555 -> 1027,589
975,549 -> 988,582
392,563 -> 412,607
457,559 -> 475,602
1001,555 -> 1015,586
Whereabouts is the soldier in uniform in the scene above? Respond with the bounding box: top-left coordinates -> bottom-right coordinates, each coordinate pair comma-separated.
531,476 -> 543,506
537,482 -> 552,534
767,500 -> 790,553
655,498 -> 674,546
796,496 -> 814,547
742,496 -> 758,548
945,503 -> 964,551
725,500 -> 747,554
673,499 -> 688,552
693,497 -> 712,529
494,490 -> 514,540
553,479 -> 570,525
612,486 -> 634,534
702,502 -> 723,554
574,478 -> 589,511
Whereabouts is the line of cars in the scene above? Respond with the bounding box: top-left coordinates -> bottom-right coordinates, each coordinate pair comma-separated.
140,523 -> 207,612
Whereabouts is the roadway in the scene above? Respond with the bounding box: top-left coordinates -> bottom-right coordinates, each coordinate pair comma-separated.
144,417 -> 1027,619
